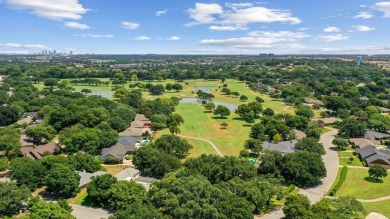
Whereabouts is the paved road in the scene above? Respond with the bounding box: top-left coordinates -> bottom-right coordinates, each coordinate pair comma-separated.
262,129 -> 339,218
177,134 -> 224,157
71,204 -> 112,219
298,129 -> 339,203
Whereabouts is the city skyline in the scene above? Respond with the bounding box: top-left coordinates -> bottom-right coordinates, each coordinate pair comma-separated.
0,0 -> 390,55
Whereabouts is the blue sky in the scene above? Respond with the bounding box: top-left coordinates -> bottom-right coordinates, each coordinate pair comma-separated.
0,0 -> 389,54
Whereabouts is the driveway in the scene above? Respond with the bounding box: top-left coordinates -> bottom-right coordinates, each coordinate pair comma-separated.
262,129 -> 339,218
70,204 -> 112,219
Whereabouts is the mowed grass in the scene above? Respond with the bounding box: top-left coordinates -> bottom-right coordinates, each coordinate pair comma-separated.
337,168 -> 390,199
154,103 -> 252,156
103,165 -> 128,175
363,200 -> 390,218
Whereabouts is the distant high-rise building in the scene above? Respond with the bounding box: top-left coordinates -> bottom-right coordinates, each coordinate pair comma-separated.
356,56 -> 362,65
69,51 -> 73,55
53,50 -> 57,55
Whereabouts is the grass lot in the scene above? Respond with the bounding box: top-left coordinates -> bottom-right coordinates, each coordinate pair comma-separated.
154,103 -> 252,156
336,146 -> 364,167
184,138 -> 218,158
103,165 -> 128,175
363,200 -> 390,218
68,188 -> 88,205
337,168 -> 390,199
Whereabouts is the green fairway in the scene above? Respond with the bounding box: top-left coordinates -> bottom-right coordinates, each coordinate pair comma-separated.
363,200 -> 390,218
337,168 -> 390,199
154,103 -> 252,157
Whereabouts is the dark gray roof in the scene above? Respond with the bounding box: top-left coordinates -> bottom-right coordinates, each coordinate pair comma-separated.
100,136 -> 142,160
356,146 -> 376,159
22,112 -> 38,118
263,140 -> 297,154
356,146 -> 390,165
365,130 -> 390,140
365,154 -> 390,165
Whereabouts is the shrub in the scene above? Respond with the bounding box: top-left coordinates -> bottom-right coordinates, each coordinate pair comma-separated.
286,184 -> 295,194
104,157 -> 122,164
239,149 -> 250,157
329,166 -> 348,196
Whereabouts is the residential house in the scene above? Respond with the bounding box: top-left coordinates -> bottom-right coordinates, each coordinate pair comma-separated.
292,129 -> 306,140
350,138 -> 380,149
378,107 -> 390,114
304,98 -> 324,106
100,136 -> 143,161
356,146 -> 390,168
78,171 -> 107,189
115,167 -> 157,190
263,140 -> 297,154
311,117 -> 341,125
119,114 -> 151,137
364,130 -> 390,141
22,142 -> 60,160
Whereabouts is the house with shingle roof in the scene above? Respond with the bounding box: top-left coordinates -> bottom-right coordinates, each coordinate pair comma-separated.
22,142 -> 60,160
356,146 -> 390,168
364,130 -> 390,141
263,140 -> 297,154
77,171 -> 107,188
100,136 -> 142,161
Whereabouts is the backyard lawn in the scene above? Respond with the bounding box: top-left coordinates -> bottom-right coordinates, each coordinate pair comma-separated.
337,168 -> 390,199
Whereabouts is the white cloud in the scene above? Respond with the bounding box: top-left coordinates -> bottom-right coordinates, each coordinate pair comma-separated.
186,3 -> 301,29
301,45 -> 390,54
353,12 -> 373,19
314,34 -> 349,42
166,36 -> 181,41
74,34 -> 114,38
134,36 -> 151,41
209,25 -> 247,31
199,31 -> 308,49
0,43 -> 47,49
298,27 -> 308,31
323,26 -> 340,32
121,21 -> 139,30
5,0 -> 88,20
0,50 -> 30,54
372,2 -> 390,17
64,21 -> 90,30
156,9 -> 167,16
351,25 -> 376,32
186,3 -> 223,26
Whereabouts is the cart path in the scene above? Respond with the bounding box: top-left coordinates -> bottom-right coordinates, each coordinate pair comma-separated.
177,134 -> 224,157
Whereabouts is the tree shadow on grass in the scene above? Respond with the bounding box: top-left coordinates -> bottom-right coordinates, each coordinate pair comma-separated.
203,110 -> 213,113
211,116 -> 227,120
364,176 -> 384,183
329,146 -> 345,151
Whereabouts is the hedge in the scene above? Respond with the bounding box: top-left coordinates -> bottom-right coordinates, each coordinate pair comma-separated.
329,166 -> 348,196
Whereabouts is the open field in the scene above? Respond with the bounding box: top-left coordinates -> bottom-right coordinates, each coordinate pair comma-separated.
154,103 -> 252,156
337,168 -> 390,199
363,200 -> 390,218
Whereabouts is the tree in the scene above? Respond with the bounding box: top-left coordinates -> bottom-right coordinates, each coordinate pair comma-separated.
263,108 -> 275,116
213,105 -> 230,118
244,113 -> 255,125
0,106 -> 19,126
114,88 -> 130,99
281,151 -> 326,187
0,157 -> 8,172
295,106 -> 314,119
165,83 -> 173,92
68,152 -> 102,173
150,84 -> 165,95
44,78 -> 58,89
149,175 -> 254,219
48,106 -> 76,131
109,202 -> 166,219
25,197 -> 75,219
339,119 -> 366,138
172,83 -> 183,92
10,157 -> 45,191
256,96 -> 264,103
220,122 -> 228,129
240,95 -> 248,101
248,101 -> 263,118
0,126 -> 21,158
250,123 -> 266,140
332,138 -> 349,149
295,138 -> 325,155
87,174 -> 117,206
80,88 -> 92,94
153,135 -> 193,159
46,165 -> 80,198
244,139 -> 262,154
107,181 -> 146,210
0,182 -> 30,215
258,150 -> 284,176
204,102 -> 216,112
25,125 -> 56,145
283,194 -> 311,219
133,146 -> 181,177
368,164 -> 388,180
150,114 -> 169,129
273,133 -> 283,142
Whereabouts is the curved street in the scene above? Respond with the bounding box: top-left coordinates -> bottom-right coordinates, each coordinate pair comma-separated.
261,129 -> 339,218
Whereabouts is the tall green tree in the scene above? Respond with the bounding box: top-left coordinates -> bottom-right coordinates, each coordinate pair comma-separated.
46,165 -> 80,198
0,182 -> 30,216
